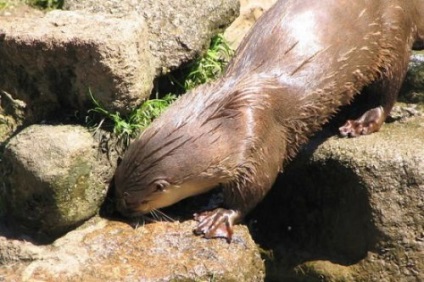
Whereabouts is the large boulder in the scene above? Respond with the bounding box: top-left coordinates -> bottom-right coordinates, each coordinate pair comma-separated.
0,11 -> 153,120
251,115 -> 424,281
0,0 -> 239,122
64,0 -> 240,74
1,125 -> 112,238
0,217 -> 265,281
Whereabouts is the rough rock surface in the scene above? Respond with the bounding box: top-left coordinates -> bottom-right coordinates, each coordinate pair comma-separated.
1,125 -> 111,237
1,1 -> 423,280
0,217 -> 265,281
0,0 -> 44,18
0,11 -> 154,119
64,0 -> 240,75
224,0 -> 277,49
0,0 -> 238,122
251,115 -> 424,281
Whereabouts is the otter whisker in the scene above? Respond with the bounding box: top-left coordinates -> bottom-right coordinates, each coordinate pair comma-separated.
152,209 -> 175,222
150,209 -> 160,221
130,216 -> 146,229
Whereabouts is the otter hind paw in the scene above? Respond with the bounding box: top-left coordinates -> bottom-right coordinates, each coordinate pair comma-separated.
339,107 -> 385,137
339,119 -> 379,137
193,208 -> 238,243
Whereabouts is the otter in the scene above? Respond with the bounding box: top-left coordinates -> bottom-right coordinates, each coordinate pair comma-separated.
114,0 -> 424,242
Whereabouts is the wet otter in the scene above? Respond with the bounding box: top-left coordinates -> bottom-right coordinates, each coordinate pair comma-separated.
114,0 -> 424,241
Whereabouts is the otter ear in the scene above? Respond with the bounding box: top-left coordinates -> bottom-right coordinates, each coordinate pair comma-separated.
153,179 -> 170,192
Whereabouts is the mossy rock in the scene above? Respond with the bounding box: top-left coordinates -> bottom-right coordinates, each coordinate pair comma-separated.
1,125 -> 109,238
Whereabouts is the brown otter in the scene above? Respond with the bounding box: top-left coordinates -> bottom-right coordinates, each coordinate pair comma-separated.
114,0 -> 424,242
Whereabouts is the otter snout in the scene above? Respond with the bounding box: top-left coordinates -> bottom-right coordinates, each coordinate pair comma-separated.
116,198 -> 129,215
116,195 -> 150,217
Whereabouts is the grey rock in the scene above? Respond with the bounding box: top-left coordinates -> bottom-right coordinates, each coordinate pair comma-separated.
0,11 -> 154,120
0,217 -> 265,281
0,0 -> 239,123
64,0 -> 240,75
254,115 -> 424,281
1,125 -> 111,237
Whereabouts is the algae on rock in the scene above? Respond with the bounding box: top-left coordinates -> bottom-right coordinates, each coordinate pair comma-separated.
1,125 -> 109,238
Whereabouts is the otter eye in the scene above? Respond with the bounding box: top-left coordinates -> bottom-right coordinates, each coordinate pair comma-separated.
153,179 -> 169,192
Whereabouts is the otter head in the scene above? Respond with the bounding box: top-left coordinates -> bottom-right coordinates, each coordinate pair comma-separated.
113,92 -> 234,217
114,130 -> 223,217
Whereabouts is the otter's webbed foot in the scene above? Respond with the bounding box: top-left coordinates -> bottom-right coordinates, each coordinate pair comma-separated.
193,208 -> 240,243
339,106 -> 384,137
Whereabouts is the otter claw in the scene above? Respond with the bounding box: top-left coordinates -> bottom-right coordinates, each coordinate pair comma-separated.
193,208 -> 238,243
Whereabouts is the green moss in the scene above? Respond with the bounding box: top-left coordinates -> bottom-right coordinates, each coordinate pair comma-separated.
89,91 -> 177,146
52,157 -> 103,224
88,34 -> 234,146
181,34 -> 234,90
0,1 -> 8,10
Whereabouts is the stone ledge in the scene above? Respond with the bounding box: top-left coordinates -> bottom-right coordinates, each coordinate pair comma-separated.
0,218 -> 265,281
0,11 -> 154,120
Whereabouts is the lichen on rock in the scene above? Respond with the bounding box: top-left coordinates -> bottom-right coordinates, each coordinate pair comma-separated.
1,125 -> 110,238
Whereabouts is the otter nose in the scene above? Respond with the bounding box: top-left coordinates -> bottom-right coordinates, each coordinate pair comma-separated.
116,193 -> 149,216
116,198 -> 128,214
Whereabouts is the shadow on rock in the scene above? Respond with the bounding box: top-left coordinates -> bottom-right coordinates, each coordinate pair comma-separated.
247,138 -> 383,280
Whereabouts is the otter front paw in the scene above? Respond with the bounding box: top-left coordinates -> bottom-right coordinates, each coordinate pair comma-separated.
193,208 -> 239,243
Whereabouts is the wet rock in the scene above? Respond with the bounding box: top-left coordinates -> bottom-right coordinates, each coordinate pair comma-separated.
0,11 -> 154,121
1,125 -> 111,238
252,115 -> 424,281
64,0 -> 240,75
0,217 -> 265,281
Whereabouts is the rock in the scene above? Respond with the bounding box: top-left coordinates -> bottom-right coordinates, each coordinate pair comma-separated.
0,11 -> 154,121
387,102 -> 423,122
0,1 -> 238,123
400,51 -> 424,104
0,234 -> 44,264
251,115 -> 424,281
224,0 -> 277,49
64,0 -> 240,75
0,1 -> 44,18
0,217 -> 265,281
1,125 -> 112,238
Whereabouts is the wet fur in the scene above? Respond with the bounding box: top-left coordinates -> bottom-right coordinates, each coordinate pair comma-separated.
115,0 -> 424,227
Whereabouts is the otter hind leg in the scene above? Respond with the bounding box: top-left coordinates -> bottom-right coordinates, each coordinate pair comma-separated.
339,63 -> 408,138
